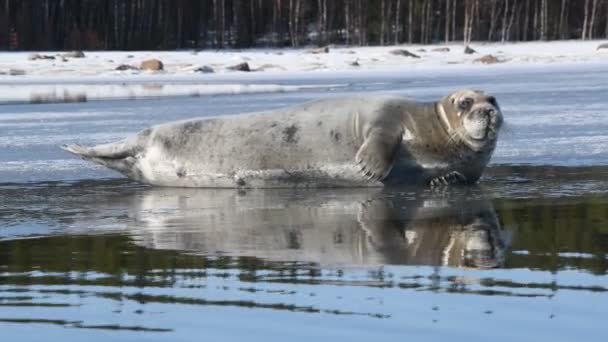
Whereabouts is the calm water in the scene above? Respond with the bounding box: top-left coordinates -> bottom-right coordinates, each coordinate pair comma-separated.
1,64 -> 608,341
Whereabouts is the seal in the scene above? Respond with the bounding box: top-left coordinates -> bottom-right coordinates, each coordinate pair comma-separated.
62,89 -> 503,188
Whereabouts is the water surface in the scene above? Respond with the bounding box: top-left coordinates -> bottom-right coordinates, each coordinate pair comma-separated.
1,65 -> 608,341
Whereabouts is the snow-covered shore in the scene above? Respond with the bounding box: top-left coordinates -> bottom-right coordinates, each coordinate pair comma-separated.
1,40 -> 607,79
0,40 -> 607,103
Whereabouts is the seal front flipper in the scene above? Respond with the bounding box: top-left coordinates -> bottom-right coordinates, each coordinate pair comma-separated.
355,127 -> 403,181
429,171 -> 467,187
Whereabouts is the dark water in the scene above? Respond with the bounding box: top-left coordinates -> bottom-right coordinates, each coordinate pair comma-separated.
1,170 -> 607,341
1,65 -> 608,340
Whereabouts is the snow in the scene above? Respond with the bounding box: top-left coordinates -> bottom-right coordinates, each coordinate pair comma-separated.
1,40 -> 607,103
1,40 -> 607,80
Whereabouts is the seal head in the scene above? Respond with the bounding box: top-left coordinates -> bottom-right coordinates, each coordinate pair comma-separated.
438,89 -> 503,153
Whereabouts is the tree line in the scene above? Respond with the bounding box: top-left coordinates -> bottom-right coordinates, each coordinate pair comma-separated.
1,0 -> 608,51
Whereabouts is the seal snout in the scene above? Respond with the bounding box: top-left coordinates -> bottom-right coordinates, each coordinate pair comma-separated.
464,108 -> 491,140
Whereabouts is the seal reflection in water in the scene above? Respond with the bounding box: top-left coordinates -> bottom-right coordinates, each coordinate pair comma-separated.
63,89 -> 503,188
127,188 -> 507,268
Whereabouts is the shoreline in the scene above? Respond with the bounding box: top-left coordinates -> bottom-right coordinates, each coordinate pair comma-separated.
0,40 -> 606,81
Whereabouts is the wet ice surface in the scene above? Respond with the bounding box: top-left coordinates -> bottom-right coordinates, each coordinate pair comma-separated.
1,64 -> 608,341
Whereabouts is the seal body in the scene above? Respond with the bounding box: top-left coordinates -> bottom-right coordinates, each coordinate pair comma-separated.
63,91 -> 503,188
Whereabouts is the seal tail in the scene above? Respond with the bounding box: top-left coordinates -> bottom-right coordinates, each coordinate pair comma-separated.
61,141 -> 141,178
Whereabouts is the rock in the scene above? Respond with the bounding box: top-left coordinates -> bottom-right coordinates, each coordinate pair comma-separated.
253,64 -> 285,71
308,46 -> 330,54
115,64 -> 139,71
416,48 -> 426,52
474,54 -> 501,64
464,45 -> 477,54
194,65 -> 215,73
389,49 -> 421,58
140,59 -> 164,71
341,50 -> 357,54
432,47 -> 450,52
226,62 -> 251,72
28,53 -> 55,60
63,50 -> 85,58
127,55 -> 134,58
597,43 -> 608,50
9,69 -> 26,76
349,60 -> 360,67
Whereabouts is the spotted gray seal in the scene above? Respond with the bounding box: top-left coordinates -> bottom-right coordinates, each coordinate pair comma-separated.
62,89 -> 503,188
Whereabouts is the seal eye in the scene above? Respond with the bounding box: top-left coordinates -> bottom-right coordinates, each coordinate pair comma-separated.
459,98 -> 473,110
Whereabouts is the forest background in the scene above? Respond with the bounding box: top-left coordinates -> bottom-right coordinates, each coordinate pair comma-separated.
1,0 -> 607,51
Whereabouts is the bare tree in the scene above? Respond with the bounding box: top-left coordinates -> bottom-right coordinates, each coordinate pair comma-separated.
464,0 -> 475,44
605,0 -> 608,38
452,0 -> 457,41
506,0 -> 521,41
488,0 -> 499,41
357,0 -> 367,45
540,0 -> 547,40
522,0 -> 530,40
317,0 -> 327,46
589,0 -> 599,39
558,0 -> 568,39
445,0 -> 452,43
380,0 -> 386,45
425,0 -> 432,43
273,0 -> 281,46
344,0 -> 351,44
501,0 -> 510,42
582,0 -> 590,40
288,0 -> 301,47
408,0 -> 413,43
395,0 -> 402,44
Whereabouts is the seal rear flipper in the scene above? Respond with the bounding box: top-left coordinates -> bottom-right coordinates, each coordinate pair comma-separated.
61,140 -> 135,159
61,142 -> 142,179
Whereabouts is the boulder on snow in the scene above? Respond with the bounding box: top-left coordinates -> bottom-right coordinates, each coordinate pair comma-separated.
194,65 -> 215,73
8,68 -> 26,76
226,62 -> 251,72
62,50 -> 86,58
115,64 -> 139,71
597,43 -> 608,50
140,59 -> 164,71
308,46 -> 330,54
474,54 -> 501,64
389,49 -> 421,58
464,45 -> 477,54
28,53 -> 55,60
432,47 -> 450,52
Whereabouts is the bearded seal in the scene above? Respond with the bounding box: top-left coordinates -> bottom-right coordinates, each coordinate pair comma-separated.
62,89 -> 503,188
